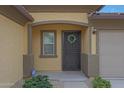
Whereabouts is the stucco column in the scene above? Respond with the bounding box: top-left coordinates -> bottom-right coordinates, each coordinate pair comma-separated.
87,26 -> 99,77
28,24 -> 33,55
23,23 -> 34,78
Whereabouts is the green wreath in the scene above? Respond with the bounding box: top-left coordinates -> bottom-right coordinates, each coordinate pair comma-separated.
67,34 -> 77,44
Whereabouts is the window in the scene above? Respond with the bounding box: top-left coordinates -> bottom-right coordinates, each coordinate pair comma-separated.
41,31 -> 56,57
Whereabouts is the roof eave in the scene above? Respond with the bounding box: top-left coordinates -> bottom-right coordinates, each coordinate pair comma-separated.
95,5 -> 105,12
89,13 -> 124,20
13,5 -> 34,22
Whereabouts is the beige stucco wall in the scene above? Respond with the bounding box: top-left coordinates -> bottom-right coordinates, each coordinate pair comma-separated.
30,13 -> 88,23
32,24 -> 87,71
0,14 -> 26,87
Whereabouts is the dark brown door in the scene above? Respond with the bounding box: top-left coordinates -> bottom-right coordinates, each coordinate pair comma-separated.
62,31 -> 81,71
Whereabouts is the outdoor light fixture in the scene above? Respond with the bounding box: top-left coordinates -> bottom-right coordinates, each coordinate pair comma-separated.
93,28 -> 97,34
91,26 -> 97,34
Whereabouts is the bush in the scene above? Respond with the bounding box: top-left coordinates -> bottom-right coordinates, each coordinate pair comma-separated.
23,75 -> 53,88
92,76 -> 111,88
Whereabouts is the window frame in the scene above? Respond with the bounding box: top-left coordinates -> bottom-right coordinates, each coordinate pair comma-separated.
40,30 -> 57,58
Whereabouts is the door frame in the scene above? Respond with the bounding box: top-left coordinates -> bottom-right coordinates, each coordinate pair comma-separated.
61,30 -> 81,71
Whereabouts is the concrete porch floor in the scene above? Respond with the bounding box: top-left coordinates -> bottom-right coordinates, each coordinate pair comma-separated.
37,71 -> 89,88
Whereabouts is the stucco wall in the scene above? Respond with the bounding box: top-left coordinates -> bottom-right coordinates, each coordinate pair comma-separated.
32,24 -> 87,71
30,13 -> 88,23
0,15 -> 26,87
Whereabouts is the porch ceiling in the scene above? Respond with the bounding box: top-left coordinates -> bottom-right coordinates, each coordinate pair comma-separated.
24,5 -> 102,13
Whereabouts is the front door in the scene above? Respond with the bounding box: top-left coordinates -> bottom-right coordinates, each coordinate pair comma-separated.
62,31 -> 81,71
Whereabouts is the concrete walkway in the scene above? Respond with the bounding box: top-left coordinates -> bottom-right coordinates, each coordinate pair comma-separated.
36,72 -> 124,88
105,78 -> 124,88
37,71 -> 89,88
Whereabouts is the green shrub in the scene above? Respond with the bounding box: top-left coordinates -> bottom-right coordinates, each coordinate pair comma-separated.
23,75 -> 53,88
92,76 -> 111,88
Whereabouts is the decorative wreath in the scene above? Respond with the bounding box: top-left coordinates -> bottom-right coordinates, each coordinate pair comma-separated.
67,34 -> 77,44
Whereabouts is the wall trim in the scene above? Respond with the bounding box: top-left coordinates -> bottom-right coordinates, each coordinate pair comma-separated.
88,54 -> 99,77
23,54 -> 34,78
81,53 -> 99,77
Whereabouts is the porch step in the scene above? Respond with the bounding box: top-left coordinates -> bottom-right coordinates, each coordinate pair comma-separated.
50,79 -> 89,88
63,81 -> 88,88
37,71 -> 89,88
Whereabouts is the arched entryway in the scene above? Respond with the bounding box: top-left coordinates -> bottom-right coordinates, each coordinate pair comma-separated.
31,20 -> 88,72
32,20 -> 88,27
24,20 -> 89,77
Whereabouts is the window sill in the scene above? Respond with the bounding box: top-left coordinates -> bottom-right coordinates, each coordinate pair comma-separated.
39,55 -> 57,58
